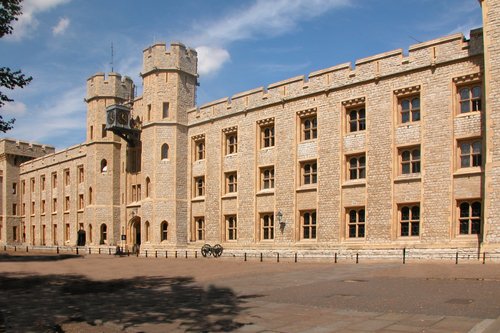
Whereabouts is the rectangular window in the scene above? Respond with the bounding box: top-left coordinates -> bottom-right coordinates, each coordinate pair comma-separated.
13,226 -> 18,242
147,104 -> 151,121
12,182 -> 17,195
195,217 -> 205,241
261,213 -> 274,240
301,160 -> 317,185
347,106 -> 366,132
399,204 -> 420,236
458,200 -> 481,235
64,196 -> 70,211
31,201 -> 35,215
194,138 -> 205,161
30,178 -> 35,192
52,173 -> 57,189
399,96 -> 420,123
52,198 -> 57,213
78,194 -> 84,210
65,223 -> 70,242
347,154 -> 366,180
301,116 -> 317,141
458,84 -> 482,114
78,166 -> 84,183
137,184 -> 141,201
162,102 -> 169,119
132,185 -> 137,202
102,124 -> 107,138
194,176 -> 205,197
301,210 -> 317,239
347,207 -> 365,238
261,124 -> 275,148
21,180 -> 25,194
90,125 -> 94,140
225,130 -> 238,155
458,139 -> 482,168
226,215 -> 237,240
21,203 -> 25,216
64,169 -> 70,186
260,166 -> 275,190
12,203 -> 17,216
41,200 -> 46,214
399,146 -> 421,175
225,172 -> 237,194
40,175 -> 45,191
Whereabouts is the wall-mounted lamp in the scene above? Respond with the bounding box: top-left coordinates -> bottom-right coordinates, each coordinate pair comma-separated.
276,209 -> 285,230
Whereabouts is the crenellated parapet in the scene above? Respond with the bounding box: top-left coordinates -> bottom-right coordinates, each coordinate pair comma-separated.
188,30 -> 483,124
0,138 -> 54,160
86,72 -> 134,103
19,143 -> 86,174
142,42 -> 198,77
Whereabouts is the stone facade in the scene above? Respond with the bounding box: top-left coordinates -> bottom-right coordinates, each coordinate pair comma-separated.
1,0 -> 500,257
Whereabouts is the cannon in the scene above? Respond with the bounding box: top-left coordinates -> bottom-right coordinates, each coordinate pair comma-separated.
201,244 -> 223,258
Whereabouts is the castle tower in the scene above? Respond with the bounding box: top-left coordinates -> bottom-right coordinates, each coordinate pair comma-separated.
85,73 -> 134,246
132,42 -> 198,249
480,0 -> 500,251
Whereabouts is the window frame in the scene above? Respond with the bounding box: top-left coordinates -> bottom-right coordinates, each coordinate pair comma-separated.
457,139 -> 482,169
225,172 -> 237,194
195,217 -> 205,241
399,146 -> 421,175
347,154 -> 366,181
457,200 -> 481,235
457,84 -> 482,114
194,176 -> 205,197
398,95 -> 421,124
347,207 -> 365,239
261,124 -> 275,148
161,221 -> 168,241
260,166 -> 275,190
347,106 -> 366,132
226,215 -> 237,241
399,204 -> 420,237
261,213 -> 275,240
301,160 -> 318,186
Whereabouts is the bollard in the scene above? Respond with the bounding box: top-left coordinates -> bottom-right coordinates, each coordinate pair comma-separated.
334,252 -> 337,264
109,248 -> 111,255
3,245 -> 6,251
260,253 -> 263,262
175,251 -> 178,258
294,253 -> 297,263
98,248 -> 101,254
145,250 -> 148,258
165,250 -> 168,258
56,246 -> 59,254
455,252 -> 459,265
155,251 -> 158,258
76,247 -> 79,255
185,251 -> 188,258
14,246 -> 16,252
195,251 -> 197,258
127,250 -> 130,256
483,252 -> 486,264
277,253 -> 279,263
356,253 -> 359,264
403,248 -> 406,264
244,253 -> 247,262
26,246 -> 29,253
89,248 -> 91,254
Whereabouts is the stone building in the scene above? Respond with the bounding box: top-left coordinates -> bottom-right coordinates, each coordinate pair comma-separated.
1,0 -> 499,257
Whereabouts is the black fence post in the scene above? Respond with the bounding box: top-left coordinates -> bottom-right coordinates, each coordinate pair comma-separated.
165,250 -> 168,258
356,253 -> 359,264
335,252 -> 337,264
89,248 -> 91,254
145,250 -> 148,258
109,248 -> 111,255
277,253 -> 280,263
14,246 -> 16,252
260,252 -> 263,262
244,253 -> 247,261
155,251 -> 158,258
56,246 -> 59,254
195,251 -> 197,258
185,251 -> 188,258
403,248 -> 406,264
76,247 -> 79,255
26,246 -> 29,253
175,251 -> 178,258
483,252 -> 486,264
294,253 -> 297,263
455,252 -> 459,265
98,248 -> 101,254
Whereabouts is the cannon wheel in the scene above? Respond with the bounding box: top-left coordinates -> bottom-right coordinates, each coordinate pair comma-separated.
212,244 -> 223,258
201,244 -> 212,257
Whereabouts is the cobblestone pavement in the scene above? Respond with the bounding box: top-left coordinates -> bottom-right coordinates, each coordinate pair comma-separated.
0,251 -> 499,332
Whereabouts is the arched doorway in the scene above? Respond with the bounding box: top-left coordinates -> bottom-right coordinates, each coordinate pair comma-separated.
129,217 -> 141,251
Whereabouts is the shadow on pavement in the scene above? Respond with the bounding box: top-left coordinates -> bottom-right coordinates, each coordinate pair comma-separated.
0,253 -> 81,262
0,273 -> 259,332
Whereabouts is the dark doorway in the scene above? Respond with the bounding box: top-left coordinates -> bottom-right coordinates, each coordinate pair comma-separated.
77,229 -> 86,246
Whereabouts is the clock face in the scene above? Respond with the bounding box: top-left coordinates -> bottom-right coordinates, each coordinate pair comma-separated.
117,110 -> 128,125
107,111 -> 115,125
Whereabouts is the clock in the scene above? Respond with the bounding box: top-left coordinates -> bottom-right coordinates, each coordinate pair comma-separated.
107,111 -> 115,125
117,110 -> 128,125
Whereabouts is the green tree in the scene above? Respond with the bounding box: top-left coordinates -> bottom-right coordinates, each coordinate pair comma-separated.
0,0 -> 32,132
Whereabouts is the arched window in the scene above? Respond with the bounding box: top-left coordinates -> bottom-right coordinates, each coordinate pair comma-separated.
88,187 -> 93,205
100,223 -> 107,244
161,144 -> 169,160
160,221 -> 168,241
145,221 -> 150,242
145,177 -> 151,197
88,224 -> 93,244
100,159 -> 107,172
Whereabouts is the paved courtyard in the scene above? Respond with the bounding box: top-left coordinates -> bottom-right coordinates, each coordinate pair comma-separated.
0,251 -> 499,332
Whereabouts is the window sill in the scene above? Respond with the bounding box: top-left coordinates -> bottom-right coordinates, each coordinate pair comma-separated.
222,193 -> 237,199
455,111 -> 481,119
396,122 -> 420,129
299,238 -> 317,242
256,189 -> 275,196
342,179 -> 366,188
77,209 -> 84,213
191,196 -> 205,202
453,167 -> 483,177
299,139 -> 317,144
127,202 -> 141,208
260,146 -> 275,151
344,130 -> 366,137
224,153 -> 238,157
342,237 -> 366,243
296,185 -> 317,193
394,174 -> 421,183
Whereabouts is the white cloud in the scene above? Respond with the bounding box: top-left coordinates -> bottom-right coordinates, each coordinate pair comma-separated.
52,17 -> 70,35
6,0 -> 71,41
1,101 -> 27,117
185,0 -> 351,75
195,46 -> 230,76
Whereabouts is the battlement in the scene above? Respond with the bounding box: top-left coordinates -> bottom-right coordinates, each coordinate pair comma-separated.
0,138 -> 55,159
86,72 -> 135,102
19,143 -> 86,174
142,42 -> 198,77
188,30 -> 483,124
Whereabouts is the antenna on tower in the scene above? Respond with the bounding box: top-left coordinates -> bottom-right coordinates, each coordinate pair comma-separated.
110,42 -> 114,72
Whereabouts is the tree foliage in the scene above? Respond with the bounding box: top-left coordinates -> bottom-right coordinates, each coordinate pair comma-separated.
0,0 -> 32,132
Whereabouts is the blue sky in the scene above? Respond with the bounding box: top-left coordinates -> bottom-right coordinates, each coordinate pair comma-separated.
0,0 -> 483,150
